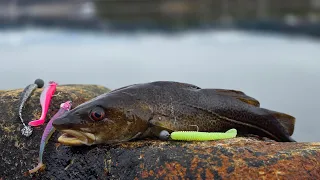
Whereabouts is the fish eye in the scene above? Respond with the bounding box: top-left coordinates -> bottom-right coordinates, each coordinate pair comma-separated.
90,107 -> 105,121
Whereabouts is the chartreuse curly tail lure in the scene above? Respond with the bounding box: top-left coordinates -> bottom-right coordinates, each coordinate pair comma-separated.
159,129 -> 237,141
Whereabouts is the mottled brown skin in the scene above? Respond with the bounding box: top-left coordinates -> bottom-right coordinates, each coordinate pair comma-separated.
53,81 -> 296,145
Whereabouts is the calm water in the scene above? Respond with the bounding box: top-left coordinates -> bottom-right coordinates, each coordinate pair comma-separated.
1,28 -> 320,142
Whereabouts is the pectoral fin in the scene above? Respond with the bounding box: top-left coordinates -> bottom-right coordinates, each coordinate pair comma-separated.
214,89 -> 260,107
149,116 -> 175,131
148,115 -> 179,138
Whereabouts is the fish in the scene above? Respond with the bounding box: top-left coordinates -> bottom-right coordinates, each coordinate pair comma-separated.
27,101 -> 72,174
52,81 -> 296,146
18,78 -> 44,137
28,81 -> 58,127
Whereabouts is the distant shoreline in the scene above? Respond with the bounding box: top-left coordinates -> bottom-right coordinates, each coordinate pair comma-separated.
1,17 -> 320,39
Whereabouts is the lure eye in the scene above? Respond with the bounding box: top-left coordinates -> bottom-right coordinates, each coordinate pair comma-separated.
90,107 -> 105,121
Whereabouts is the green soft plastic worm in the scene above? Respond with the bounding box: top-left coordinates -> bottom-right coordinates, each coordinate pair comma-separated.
170,128 -> 237,141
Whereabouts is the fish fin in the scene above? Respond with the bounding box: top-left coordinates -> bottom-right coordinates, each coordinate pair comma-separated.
150,81 -> 202,90
263,108 -> 296,136
214,89 -> 260,107
287,136 -> 296,142
149,117 -> 176,138
149,118 -> 174,131
149,115 -> 210,139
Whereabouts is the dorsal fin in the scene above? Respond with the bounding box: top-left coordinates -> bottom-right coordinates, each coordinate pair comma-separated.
214,89 -> 260,107
262,108 -> 296,136
150,81 -> 201,90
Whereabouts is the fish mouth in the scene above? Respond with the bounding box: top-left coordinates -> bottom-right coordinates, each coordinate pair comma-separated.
58,129 -> 96,146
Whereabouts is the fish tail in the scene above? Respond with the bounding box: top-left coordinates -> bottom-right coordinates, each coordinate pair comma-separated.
287,136 -> 296,142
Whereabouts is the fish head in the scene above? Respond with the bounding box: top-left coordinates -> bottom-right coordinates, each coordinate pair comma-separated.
52,93 -> 151,146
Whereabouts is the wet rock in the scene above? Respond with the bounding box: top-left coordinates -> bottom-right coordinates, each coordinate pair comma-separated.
0,84 -> 109,180
0,85 -> 319,180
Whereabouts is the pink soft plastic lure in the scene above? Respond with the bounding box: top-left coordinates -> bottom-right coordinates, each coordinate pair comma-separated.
28,101 -> 72,174
28,81 -> 58,127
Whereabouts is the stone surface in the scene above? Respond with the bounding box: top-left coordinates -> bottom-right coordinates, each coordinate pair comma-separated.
0,85 -> 319,180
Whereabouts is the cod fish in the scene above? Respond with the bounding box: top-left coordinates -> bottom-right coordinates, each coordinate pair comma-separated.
52,81 -> 296,146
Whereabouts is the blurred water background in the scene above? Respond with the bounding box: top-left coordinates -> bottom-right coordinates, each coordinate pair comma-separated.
0,0 -> 320,142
